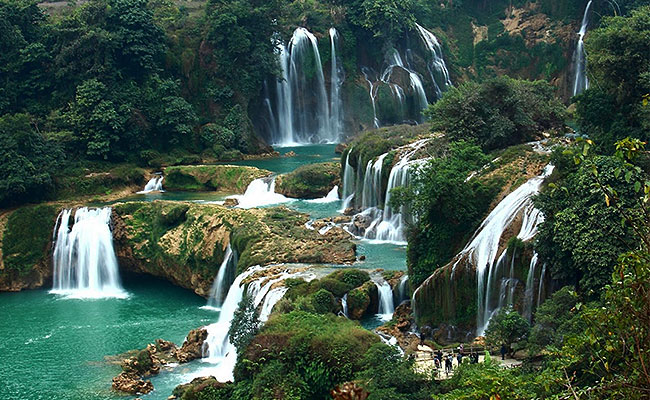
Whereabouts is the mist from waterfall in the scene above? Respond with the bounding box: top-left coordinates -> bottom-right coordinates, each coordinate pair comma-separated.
51,207 -> 127,299
572,0 -> 593,96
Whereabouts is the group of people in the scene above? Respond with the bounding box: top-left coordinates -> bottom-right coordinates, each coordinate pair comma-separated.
432,344 -> 481,376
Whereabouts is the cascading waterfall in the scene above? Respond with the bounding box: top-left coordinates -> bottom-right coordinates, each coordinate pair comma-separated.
205,245 -> 239,310
341,293 -> 349,317
51,207 -> 127,299
450,165 -> 554,335
537,262 -> 548,308
398,274 -> 409,303
229,177 -> 290,209
361,153 -> 387,209
340,153 -> 356,211
139,175 -> 163,193
364,139 -> 430,244
572,0 -> 593,96
329,28 -> 344,138
267,27 -> 342,145
383,49 -> 428,114
374,278 -> 395,321
414,23 -> 452,99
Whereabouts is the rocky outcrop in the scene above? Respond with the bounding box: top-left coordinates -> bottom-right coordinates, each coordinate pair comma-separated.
346,281 -> 378,320
171,376 -> 231,399
163,165 -> 271,193
112,201 -> 356,297
112,331 -> 208,395
331,382 -> 369,400
276,162 -> 341,199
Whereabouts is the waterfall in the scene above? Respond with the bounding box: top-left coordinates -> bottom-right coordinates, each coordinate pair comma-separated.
361,153 -> 387,209
340,153 -> 355,211
537,262 -> 547,308
450,166 -> 554,335
306,185 -> 340,204
205,245 -> 239,310
572,0 -> 593,96
363,139 -> 430,244
202,266 -> 264,382
398,275 -> 409,303
138,175 -> 163,193
383,49 -> 428,114
51,207 -> 127,299
329,28 -> 344,138
414,23 -> 452,100
361,67 -> 380,128
268,27 -> 342,145
341,293 -> 349,317
523,253 -> 539,321
374,278 -> 395,321
229,177 -> 290,209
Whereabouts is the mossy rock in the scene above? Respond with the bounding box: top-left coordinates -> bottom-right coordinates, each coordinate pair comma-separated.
346,281 -> 378,320
0,204 -> 58,291
163,165 -> 270,193
275,162 -> 341,199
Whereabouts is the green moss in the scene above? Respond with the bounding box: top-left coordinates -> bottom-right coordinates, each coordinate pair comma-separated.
164,165 -> 270,193
2,205 -> 58,275
276,162 -> 340,199
54,164 -> 146,200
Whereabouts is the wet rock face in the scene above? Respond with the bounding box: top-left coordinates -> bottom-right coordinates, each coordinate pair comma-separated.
112,372 -> 154,395
177,328 -> 208,363
275,162 -> 341,199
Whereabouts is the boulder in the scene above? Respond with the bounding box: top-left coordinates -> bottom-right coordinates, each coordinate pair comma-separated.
177,328 -> 208,363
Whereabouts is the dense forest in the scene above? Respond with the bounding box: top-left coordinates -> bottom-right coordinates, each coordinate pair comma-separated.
1,0 -> 650,399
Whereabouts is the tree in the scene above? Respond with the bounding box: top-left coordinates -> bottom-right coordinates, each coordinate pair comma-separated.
425,77 -> 565,151
0,113 -> 61,206
485,306 -> 530,355
228,295 -> 260,354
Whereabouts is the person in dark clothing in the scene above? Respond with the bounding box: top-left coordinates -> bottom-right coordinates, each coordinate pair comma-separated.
444,355 -> 453,374
500,343 -> 507,360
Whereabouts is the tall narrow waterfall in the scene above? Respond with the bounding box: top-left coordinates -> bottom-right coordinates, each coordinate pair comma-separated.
572,0 -> 593,96
340,153 -> 356,211
267,27 -> 342,145
383,49 -> 428,114
374,278 -> 395,321
329,28 -> 344,138
51,207 -> 127,299
414,23 -> 452,99
205,245 -> 238,310
361,67 -> 380,128
450,166 -> 554,335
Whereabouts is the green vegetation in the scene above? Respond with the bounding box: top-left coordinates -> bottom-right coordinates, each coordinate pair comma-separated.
484,306 -> 530,356
425,77 -> 565,151
276,162 -> 340,199
164,165 -> 270,193
2,204 -> 58,274
577,6 -> 650,150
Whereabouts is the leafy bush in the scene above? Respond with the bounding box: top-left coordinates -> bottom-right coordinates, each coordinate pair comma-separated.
310,289 -> 338,314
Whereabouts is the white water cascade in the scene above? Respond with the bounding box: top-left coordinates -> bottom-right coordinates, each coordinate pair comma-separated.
138,175 -> 163,193
307,185 -> 340,204
229,177 -> 290,209
361,67 -> 381,128
398,274 -> 409,303
374,278 -> 395,321
450,165 -> 554,335
364,139 -> 430,243
382,48 -> 428,116
572,0 -> 593,96
205,245 -> 239,310
341,293 -> 349,317
51,207 -> 127,299
414,23 -> 452,99
340,153 -> 356,211
329,28 -> 344,138
267,27 -> 342,145
523,252 -> 539,321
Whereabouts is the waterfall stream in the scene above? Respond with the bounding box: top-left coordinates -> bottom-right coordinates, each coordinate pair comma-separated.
374,278 -> 395,321
51,207 -> 127,299
205,245 -> 239,310
139,175 -> 164,193
450,166 -> 554,335
267,27 -> 343,145
572,0 -> 593,96
229,177 -> 290,209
